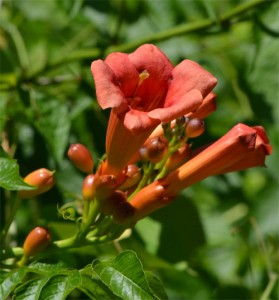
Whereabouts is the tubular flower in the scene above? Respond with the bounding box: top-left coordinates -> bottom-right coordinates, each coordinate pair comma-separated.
129,123 -> 271,221
129,182 -> 171,222
91,44 -> 217,175
162,123 -> 271,195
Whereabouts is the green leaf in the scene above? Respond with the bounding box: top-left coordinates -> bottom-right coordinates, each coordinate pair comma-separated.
145,271 -> 168,300
13,277 -> 50,300
93,250 -> 154,300
78,265 -> 120,299
38,271 -> 81,300
150,194 -> 206,263
79,275 -> 120,300
28,260 -> 69,274
0,267 -> 27,299
158,268 -> 211,300
0,158 -> 35,190
34,99 -> 70,163
0,146 -> 10,158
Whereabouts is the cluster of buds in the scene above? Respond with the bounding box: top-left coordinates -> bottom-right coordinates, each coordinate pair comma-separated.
67,143 -> 138,228
81,43 -> 272,230
135,116 -> 206,180
64,115 -> 211,232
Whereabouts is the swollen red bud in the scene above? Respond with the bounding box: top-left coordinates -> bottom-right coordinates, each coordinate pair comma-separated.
67,143 -> 94,174
119,165 -> 142,190
140,136 -> 168,164
19,168 -> 55,199
23,226 -> 51,257
82,174 -> 95,201
185,118 -> 205,138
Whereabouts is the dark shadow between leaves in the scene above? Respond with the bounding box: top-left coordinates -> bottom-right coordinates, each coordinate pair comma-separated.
150,194 -> 206,263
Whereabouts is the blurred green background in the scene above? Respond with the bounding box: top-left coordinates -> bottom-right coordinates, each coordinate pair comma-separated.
1,0 -> 278,299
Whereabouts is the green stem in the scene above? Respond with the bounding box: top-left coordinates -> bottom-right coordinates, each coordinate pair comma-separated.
260,272 -> 278,300
82,200 -> 90,222
0,194 -> 22,245
128,163 -> 155,200
77,199 -> 100,241
154,129 -> 188,180
88,215 -> 113,237
220,0 -> 269,21
16,0 -> 269,83
53,234 -> 78,249
17,255 -> 29,267
52,199 -> 101,250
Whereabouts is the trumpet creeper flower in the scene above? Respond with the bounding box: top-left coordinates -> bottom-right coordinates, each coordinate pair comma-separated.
130,123 -> 271,221
91,44 -> 217,175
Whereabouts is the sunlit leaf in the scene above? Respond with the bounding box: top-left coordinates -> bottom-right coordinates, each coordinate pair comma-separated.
34,99 -> 70,163
0,158 -> 35,190
38,271 -> 81,300
93,250 -> 154,300
0,267 -> 27,299
28,260 -> 69,274
78,275 -> 119,300
145,271 -> 168,300
13,277 -> 50,300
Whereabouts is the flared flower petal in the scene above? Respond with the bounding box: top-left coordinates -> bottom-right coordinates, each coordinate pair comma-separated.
220,126 -> 272,173
90,60 -> 128,114
188,92 -> 216,119
91,44 -> 217,175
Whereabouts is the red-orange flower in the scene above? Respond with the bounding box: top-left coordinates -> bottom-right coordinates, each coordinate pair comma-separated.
130,123 -> 271,221
91,44 -> 217,175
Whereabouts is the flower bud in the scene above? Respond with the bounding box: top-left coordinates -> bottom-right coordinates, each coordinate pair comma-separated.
67,143 -> 94,174
141,136 -> 168,164
23,226 -> 51,257
101,190 -> 126,216
101,191 -> 135,224
95,174 -> 118,199
19,168 -> 55,199
185,118 -> 205,138
165,144 -> 191,171
119,165 -> 142,190
82,174 -> 95,201
176,116 -> 187,127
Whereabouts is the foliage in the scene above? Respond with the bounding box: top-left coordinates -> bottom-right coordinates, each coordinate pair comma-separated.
0,0 -> 278,299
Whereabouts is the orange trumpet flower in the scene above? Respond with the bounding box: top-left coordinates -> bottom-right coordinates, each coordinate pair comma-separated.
130,123 -> 271,221
91,44 -> 217,175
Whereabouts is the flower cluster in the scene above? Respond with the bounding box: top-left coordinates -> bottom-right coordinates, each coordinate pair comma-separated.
17,44 -> 272,261
89,44 -> 271,225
